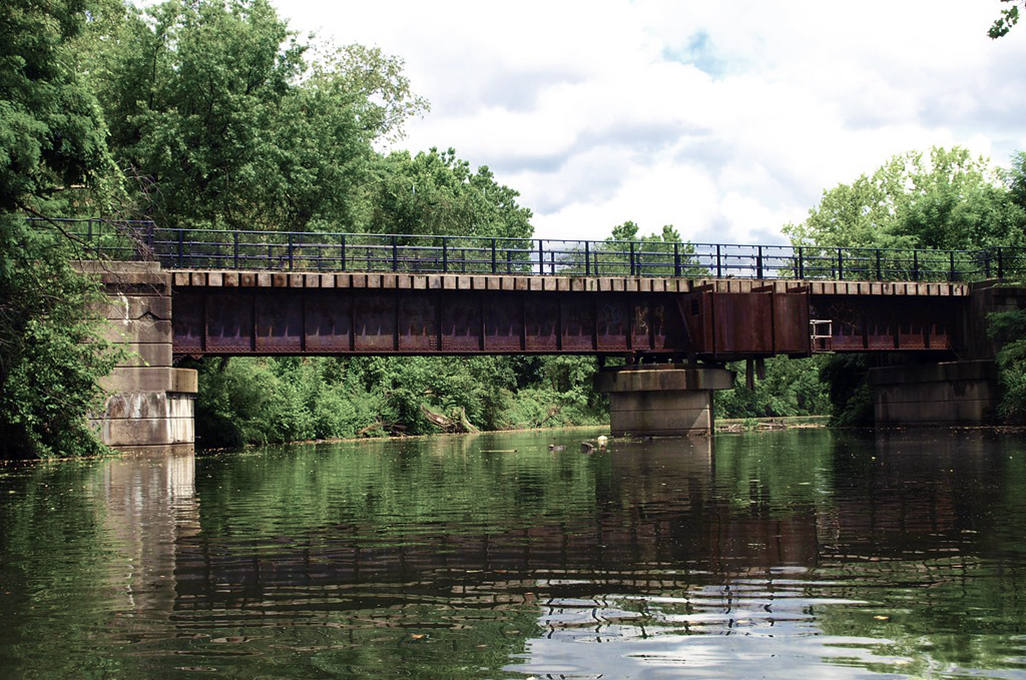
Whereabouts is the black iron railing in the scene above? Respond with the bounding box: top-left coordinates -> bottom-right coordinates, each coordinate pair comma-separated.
35,218 -> 1026,282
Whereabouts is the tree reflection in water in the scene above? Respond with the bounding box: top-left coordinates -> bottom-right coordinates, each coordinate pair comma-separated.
0,429 -> 1024,679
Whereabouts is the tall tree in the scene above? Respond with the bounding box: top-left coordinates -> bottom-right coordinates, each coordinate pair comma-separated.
0,0 -> 124,458
92,0 -> 427,232
784,147 -> 1025,251
367,148 -> 533,238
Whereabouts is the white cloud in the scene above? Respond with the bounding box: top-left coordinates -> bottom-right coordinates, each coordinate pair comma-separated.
277,0 -> 1026,244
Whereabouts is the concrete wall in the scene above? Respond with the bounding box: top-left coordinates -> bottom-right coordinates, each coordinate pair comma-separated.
78,262 -> 197,453
869,360 -> 998,425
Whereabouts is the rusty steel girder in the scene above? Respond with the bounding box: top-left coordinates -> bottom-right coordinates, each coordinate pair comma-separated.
172,288 -> 684,356
170,274 -> 970,360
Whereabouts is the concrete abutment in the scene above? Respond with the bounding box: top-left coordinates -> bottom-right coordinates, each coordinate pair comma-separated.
869,360 -> 999,425
79,262 -> 197,453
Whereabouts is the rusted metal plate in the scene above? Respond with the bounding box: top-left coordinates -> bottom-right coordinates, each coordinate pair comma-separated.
399,293 -> 437,351
206,292 -> 253,352
562,294 -> 595,351
866,320 -> 895,350
305,291 -> 351,352
172,290 -> 204,353
679,292 -> 714,354
483,293 -> 524,351
596,300 -> 630,351
441,294 -> 481,351
647,302 -> 669,350
713,293 -> 773,355
898,323 -> 927,350
631,301 -> 654,350
926,322 -> 952,350
772,293 -> 810,354
525,298 -> 558,351
256,291 -> 304,352
353,293 -> 396,351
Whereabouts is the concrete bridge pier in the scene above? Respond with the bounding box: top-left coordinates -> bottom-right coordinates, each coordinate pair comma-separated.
869,360 -> 999,425
594,365 -> 735,436
81,262 -> 198,453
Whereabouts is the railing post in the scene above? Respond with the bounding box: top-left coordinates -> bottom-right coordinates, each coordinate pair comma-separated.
998,247 -> 1005,279
674,242 -> 681,277
837,248 -> 843,281
797,246 -> 804,279
584,241 -> 591,276
288,232 -> 294,271
340,234 -> 346,271
876,249 -> 882,281
442,238 -> 448,273
177,229 -> 185,267
757,246 -> 764,279
538,240 -> 544,275
491,238 -> 497,274
949,251 -> 955,282
233,231 -> 239,270
716,244 -> 722,278
912,250 -> 919,281
392,235 -> 398,272
629,242 -> 636,276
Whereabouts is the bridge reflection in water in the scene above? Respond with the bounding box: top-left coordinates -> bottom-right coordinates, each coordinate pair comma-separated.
3,428 -> 1021,678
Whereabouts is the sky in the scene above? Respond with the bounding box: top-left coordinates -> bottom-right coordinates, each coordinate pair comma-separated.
275,0 -> 1026,245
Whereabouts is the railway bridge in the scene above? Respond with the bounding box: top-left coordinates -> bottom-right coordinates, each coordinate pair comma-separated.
73,222 -> 1026,451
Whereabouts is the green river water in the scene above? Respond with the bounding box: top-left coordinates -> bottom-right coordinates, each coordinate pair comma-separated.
1,427 -> 1025,679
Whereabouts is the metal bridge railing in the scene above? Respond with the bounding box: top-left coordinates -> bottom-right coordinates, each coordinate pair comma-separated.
32,218 -> 1026,282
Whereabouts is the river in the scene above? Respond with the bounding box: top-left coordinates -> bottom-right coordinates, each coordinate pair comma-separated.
0,427 -> 1025,679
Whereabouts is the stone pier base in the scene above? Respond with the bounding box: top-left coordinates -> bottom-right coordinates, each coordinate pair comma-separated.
595,366 -> 735,436
79,262 -> 198,453
869,360 -> 999,425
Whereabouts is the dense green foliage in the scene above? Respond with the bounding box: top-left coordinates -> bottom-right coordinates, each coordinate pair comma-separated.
191,354 -> 608,447
0,0 -> 126,458
715,356 -> 830,421
783,147 -> 1026,250
786,147 -> 1026,424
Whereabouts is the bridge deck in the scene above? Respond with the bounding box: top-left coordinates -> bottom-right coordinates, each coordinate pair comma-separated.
171,269 -> 970,296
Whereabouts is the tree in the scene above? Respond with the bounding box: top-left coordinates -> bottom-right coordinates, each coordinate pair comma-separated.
784,147 -> 1025,251
1,0 -> 117,214
92,0 -> 428,232
0,0 -> 125,458
366,148 -> 533,239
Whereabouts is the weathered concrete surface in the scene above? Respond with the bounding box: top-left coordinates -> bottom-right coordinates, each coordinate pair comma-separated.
78,262 -> 197,452
595,366 -> 735,436
869,360 -> 999,425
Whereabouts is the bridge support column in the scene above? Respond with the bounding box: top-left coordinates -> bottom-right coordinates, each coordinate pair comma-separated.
80,262 -> 197,453
595,366 -> 735,436
869,360 -> 999,425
